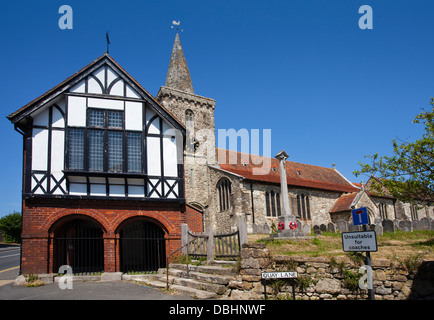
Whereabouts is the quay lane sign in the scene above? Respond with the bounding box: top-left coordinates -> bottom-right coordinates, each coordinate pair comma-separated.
261,271 -> 298,279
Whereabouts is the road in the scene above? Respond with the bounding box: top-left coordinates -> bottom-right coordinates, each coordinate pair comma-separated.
0,244 -> 20,286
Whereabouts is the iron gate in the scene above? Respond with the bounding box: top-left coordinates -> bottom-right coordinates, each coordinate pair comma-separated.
120,221 -> 166,272
54,219 -> 104,274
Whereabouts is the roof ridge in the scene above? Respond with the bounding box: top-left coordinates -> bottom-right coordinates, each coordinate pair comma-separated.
216,148 -> 342,171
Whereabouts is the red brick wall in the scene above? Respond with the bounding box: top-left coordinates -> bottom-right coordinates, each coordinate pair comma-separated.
185,204 -> 204,233
20,198 -> 203,274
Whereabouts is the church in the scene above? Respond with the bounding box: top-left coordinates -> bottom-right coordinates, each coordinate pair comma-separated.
8,33 -> 433,275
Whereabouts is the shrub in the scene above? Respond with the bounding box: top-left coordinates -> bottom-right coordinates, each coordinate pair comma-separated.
0,212 -> 22,243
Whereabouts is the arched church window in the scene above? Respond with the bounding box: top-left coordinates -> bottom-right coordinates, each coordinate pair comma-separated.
379,203 -> 388,220
217,178 -> 232,212
296,193 -> 311,220
265,190 -> 281,217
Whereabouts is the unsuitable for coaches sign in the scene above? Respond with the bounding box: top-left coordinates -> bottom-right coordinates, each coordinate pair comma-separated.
342,231 -> 378,252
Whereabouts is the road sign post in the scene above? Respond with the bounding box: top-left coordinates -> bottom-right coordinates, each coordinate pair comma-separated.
362,224 -> 375,300
346,207 -> 376,300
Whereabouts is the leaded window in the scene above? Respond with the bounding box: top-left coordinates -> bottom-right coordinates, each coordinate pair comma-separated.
108,131 -> 123,172
127,132 -> 142,173
89,130 -> 104,171
68,129 -> 85,170
67,108 -> 142,174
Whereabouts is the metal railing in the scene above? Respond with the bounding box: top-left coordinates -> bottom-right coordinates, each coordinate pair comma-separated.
165,238 -> 197,290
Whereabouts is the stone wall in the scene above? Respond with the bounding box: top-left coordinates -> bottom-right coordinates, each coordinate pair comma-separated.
238,182 -> 342,234
205,167 -> 243,234
227,243 -> 434,300
157,86 -> 216,211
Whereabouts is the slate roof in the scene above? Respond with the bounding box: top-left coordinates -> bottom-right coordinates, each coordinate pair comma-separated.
216,149 -> 360,193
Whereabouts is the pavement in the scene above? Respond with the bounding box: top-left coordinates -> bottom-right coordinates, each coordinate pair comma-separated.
0,279 -> 193,300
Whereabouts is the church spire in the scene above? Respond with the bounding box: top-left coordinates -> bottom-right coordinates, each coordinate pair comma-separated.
165,32 -> 194,94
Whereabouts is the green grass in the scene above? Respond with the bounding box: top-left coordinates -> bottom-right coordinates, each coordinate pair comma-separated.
256,230 -> 434,260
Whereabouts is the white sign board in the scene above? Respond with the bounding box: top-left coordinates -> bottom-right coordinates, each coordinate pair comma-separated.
261,271 -> 298,279
342,231 -> 378,252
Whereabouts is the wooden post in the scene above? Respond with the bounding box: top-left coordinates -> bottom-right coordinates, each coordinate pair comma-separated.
207,226 -> 214,264
238,216 -> 248,248
181,223 -> 188,255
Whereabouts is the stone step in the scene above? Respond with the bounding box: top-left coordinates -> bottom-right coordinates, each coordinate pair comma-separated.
170,284 -> 217,299
122,261 -> 237,299
169,263 -> 237,276
151,273 -> 227,295
167,268 -> 234,285
123,273 -> 227,298
191,259 -> 237,266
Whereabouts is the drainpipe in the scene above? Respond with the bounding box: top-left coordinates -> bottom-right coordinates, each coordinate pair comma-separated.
250,183 -> 255,224
13,124 -> 24,276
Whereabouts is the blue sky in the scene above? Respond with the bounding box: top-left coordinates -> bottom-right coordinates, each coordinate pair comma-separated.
0,0 -> 433,217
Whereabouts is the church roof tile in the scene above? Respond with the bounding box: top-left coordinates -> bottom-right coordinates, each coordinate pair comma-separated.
216,148 -> 359,193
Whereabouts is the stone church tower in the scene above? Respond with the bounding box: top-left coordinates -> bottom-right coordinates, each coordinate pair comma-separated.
156,33 -> 216,212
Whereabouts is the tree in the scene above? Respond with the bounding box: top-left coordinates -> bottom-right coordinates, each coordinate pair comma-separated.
0,212 -> 22,243
354,98 -> 434,203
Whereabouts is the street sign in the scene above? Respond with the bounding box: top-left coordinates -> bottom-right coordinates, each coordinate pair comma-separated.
261,271 -> 298,300
342,231 -> 378,252
351,207 -> 369,226
261,271 -> 298,279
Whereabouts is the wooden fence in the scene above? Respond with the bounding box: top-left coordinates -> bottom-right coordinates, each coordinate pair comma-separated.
181,216 -> 248,262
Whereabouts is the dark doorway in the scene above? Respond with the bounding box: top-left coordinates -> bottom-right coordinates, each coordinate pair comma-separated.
54,218 -> 104,274
120,220 -> 166,272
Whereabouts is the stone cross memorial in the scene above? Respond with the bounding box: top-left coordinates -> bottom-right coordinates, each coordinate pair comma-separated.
275,150 -> 306,238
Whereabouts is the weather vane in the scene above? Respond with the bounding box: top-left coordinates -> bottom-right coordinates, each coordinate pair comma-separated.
171,20 -> 183,32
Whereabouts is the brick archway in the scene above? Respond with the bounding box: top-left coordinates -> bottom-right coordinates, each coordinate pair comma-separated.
117,217 -> 166,272
51,217 -> 104,274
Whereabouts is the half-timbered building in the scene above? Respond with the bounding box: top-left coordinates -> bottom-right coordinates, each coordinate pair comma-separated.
8,53 -> 202,275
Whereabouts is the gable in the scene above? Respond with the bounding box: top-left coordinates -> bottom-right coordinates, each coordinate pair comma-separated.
69,64 -> 141,98
8,53 -> 185,135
